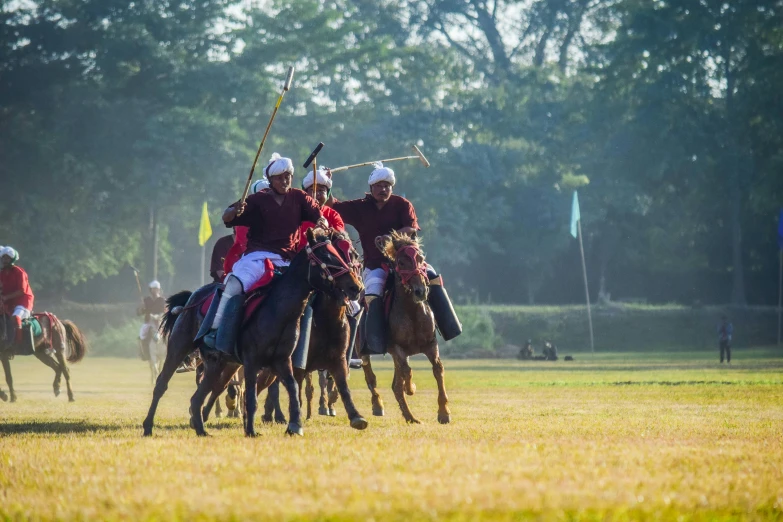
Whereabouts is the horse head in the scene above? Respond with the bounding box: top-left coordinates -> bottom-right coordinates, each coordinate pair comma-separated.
376,230 -> 429,303
305,227 -> 364,303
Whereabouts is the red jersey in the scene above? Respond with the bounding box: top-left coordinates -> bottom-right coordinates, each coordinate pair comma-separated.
223,226 -> 248,277
226,189 -> 322,261
297,205 -> 345,251
0,265 -> 34,312
332,194 -> 419,270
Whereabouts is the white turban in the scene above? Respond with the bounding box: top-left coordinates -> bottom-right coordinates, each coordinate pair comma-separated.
251,178 -> 269,194
303,167 -> 333,190
149,280 -> 161,289
0,246 -> 18,261
264,152 -> 294,178
368,162 -> 395,186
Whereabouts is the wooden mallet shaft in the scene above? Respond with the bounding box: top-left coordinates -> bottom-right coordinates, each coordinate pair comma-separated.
241,66 -> 295,204
329,145 -> 430,173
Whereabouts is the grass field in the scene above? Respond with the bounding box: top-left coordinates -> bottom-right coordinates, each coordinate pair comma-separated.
1,349 -> 782,521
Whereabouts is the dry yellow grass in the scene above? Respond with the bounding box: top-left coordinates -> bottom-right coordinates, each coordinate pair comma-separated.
1,350 -> 782,521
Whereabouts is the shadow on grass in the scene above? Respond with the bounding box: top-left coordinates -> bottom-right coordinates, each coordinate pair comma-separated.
0,420 -> 125,436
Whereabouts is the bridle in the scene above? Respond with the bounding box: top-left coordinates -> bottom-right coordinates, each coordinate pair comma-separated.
305,236 -> 358,283
394,244 -> 428,286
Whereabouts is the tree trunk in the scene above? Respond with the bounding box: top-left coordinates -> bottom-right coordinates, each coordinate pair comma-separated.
725,56 -> 746,305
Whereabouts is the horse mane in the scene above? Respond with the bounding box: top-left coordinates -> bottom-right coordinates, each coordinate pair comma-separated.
380,230 -> 422,261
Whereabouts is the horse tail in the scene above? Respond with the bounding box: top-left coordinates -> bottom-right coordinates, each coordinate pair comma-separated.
161,290 -> 192,340
62,320 -> 88,363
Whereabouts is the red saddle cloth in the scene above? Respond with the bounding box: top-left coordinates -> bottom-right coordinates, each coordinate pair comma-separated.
199,259 -> 277,326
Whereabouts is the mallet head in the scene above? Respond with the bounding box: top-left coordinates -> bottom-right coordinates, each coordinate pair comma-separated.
412,145 -> 430,167
303,142 -> 325,169
284,66 -> 295,91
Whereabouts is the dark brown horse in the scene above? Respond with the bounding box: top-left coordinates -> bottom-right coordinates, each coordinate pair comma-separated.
360,231 -> 451,424
143,228 -> 362,437
0,312 -> 87,403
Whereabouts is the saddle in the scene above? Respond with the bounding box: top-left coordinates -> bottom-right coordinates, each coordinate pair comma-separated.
0,314 -> 43,356
199,259 -> 280,326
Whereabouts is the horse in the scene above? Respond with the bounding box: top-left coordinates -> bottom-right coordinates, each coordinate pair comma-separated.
139,320 -> 166,386
258,232 -> 368,430
0,312 -> 87,403
360,231 -> 451,424
143,228 -> 362,437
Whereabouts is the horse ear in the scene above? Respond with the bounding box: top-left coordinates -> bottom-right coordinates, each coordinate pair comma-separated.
375,234 -> 394,260
306,227 -> 316,244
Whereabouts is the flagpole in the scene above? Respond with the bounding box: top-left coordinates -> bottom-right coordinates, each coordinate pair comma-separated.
577,220 -> 595,353
201,244 -> 206,287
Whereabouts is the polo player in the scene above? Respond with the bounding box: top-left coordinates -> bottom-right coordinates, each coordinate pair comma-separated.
138,280 -> 166,347
197,153 -> 326,353
331,163 -> 461,354
0,246 -> 35,350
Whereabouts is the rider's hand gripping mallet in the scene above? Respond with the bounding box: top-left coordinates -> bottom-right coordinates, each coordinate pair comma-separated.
303,142 -> 325,202
328,145 -> 430,173
240,66 -> 295,205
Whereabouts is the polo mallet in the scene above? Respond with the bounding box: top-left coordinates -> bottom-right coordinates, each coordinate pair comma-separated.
303,142 -> 324,200
328,145 -> 430,174
129,265 -> 145,305
240,66 -> 295,204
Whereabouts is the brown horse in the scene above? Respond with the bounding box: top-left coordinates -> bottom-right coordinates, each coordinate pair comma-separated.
0,313 -> 87,403
360,231 -> 451,424
144,228 -> 362,437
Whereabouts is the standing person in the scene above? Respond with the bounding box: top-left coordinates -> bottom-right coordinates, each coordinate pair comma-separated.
196,153 -> 326,353
210,232 -> 235,283
331,162 -> 461,354
0,246 -> 35,352
718,315 -> 733,364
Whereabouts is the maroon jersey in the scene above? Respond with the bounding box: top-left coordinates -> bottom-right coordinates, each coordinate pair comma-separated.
226,189 -> 322,261
332,194 -> 419,270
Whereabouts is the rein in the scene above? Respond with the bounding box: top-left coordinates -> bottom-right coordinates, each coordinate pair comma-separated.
305,238 -> 356,282
394,244 -> 428,286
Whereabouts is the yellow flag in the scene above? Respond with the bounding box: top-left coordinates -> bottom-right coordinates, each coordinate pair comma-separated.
198,201 -> 212,246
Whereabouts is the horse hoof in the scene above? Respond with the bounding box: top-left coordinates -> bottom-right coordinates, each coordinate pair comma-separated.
246,432 -> 259,438
328,408 -> 337,417
406,383 -> 416,396
10,394 -> 17,403
275,416 -> 287,425
143,428 -> 153,437
318,406 -> 328,416
350,417 -> 368,430
286,423 -> 304,437
372,406 -> 384,417
438,414 -> 451,424
0,390 -> 7,402
196,431 -> 210,437
68,397 -> 75,403
406,417 -> 421,425
261,415 -> 273,424
53,387 -> 60,397
215,412 -> 222,419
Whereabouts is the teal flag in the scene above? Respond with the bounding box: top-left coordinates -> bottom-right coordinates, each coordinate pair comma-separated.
570,191 -> 581,238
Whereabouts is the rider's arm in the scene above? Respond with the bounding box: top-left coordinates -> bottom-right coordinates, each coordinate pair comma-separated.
397,199 -> 420,237
0,289 -> 22,301
301,191 -> 324,226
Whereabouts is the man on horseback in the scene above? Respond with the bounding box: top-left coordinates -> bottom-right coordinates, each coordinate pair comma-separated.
138,280 -> 166,349
0,246 -> 35,351
198,153 -> 327,354
331,163 -> 461,354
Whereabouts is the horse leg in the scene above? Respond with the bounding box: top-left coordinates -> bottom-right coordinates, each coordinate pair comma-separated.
34,349 -> 62,398
261,375 -> 285,424
304,371 -> 314,420
143,340 -> 193,436
402,357 -> 416,396
274,358 -> 303,436
327,374 -> 339,416
318,370 -> 329,415
1,355 -> 16,403
190,358 -> 224,437
53,348 -> 75,402
361,355 -> 384,416
425,346 -> 450,424
391,352 -> 420,424
331,360 -> 367,430
202,364 -> 238,423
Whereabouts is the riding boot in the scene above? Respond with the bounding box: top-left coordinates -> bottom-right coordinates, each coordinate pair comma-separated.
195,288 -> 222,346
345,310 -> 363,368
215,294 -> 245,357
426,269 -> 462,341
291,304 -> 313,370
15,323 -> 35,356
363,297 -> 386,355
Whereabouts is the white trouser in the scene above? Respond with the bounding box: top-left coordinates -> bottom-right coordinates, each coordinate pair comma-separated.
139,318 -> 161,342
229,251 -> 289,291
363,268 -> 388,297
12,306 -> 31,321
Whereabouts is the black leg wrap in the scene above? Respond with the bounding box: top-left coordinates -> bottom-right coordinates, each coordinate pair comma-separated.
194,288 -> 222,343
292,305 -> 313,370
345,310 -> 362,362
215,294 -> 244,356
427,274 -> 462,341
362,299 -> 386,355
17,324 -> 35,356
